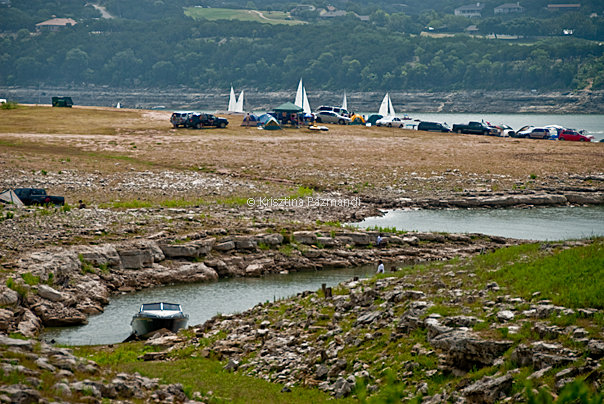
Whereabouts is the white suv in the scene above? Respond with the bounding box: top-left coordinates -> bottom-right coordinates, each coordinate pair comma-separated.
316,106 -> 350,116
170,111 -> 195,128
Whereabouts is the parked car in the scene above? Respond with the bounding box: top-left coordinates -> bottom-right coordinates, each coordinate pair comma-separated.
559,129 -> 594,142
488,123 -> 515,137
186,113 -> 229,128
452,121 -> 498,136
315,106 -> 350,117
376,116 -> 405,128
170,111 -> 195,128
516,127 -> 550,139
12,188 -> 64,206
314,111 -> 351,125
417,121 -> 451,132
51,96 -> 73,108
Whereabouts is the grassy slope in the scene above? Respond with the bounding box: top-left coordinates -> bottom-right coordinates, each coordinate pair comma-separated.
184,7 -> 303,25
75,239 -> 604,402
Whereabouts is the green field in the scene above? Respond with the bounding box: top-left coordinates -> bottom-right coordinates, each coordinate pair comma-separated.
185,7 -> 304,25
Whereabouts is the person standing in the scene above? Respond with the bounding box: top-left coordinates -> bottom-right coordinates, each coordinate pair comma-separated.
377,260 -> 385,274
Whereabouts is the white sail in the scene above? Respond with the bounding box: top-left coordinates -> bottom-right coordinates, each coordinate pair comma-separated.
295,78 -> 304,109
235,90 -> 244,113
388,94 -> 395,116
228,86 -> 237,112
378,93 -> 389,116
342,92 -> 347,111
116,102 -> 121,109
302,86 -> 311,114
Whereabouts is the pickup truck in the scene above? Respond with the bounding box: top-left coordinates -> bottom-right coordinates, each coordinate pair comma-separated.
13,188 -> 65,206
452,121 -> 498,136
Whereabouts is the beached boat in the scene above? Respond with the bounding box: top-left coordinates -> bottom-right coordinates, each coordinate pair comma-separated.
130,302 -> 189,337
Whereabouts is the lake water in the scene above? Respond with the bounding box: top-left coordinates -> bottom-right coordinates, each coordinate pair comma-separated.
43,265 -> 377,346
355,206 -> 604,241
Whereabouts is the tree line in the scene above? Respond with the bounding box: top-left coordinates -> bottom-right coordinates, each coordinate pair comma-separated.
1,16 -> 603,91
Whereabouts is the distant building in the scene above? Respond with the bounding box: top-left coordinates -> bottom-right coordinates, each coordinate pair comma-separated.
319,7 -> 348,18
494,2 -> 525,14
455,3 -> 485,17
547,4 -> 581,12
35,18 -> 77,32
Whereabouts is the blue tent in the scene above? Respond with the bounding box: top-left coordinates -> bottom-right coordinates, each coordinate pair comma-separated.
258,114 -> 281,130
242,113 -> 260,126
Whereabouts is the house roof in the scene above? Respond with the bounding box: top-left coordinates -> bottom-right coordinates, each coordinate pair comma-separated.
36,18 -> 77,27
495,3 -> 525,9
547,3 -> 581,8
455,3 -> 485,11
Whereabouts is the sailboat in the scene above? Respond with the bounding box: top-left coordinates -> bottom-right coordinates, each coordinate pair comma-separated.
228,86 -> 237,112
294,78 -> 311,114
378,93 -> 395,117
227,87 -> 245,113
342,92 -> 347,111
235,90 -> 244,113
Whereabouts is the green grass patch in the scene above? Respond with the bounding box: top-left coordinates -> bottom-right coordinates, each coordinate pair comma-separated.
0,101 -> 19,110
289,185 -> 314,199
117,357 -> 351,403
185,7 -> 304,26
5,278 -> 28,297
475,240 -> 603,309
20,272 -> 40,286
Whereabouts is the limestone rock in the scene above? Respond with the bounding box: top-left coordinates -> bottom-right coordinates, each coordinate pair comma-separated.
17,308 -> 43,337
429,330 -> 512,371
462,372 -> 514,403
587,339 -> 604,359
31,301 -> 87,327
117,246 -> 153,269
214,240 -> 236,251
74,244 -> 121,268
0,309 -> 13,332
151,263 -> 218,284
0,286 -> 19,306
37,284 -> 65,302
293,231 -> 317,245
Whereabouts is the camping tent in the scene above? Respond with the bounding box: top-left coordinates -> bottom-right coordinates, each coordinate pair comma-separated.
0,189 -> 24,207
258,114 -> 281,130
241,113 -> 260,127
350,114 -> 366,125
366,114 -> 383,126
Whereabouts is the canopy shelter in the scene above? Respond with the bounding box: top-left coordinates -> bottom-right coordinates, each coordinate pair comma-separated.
272,102 -> 304,127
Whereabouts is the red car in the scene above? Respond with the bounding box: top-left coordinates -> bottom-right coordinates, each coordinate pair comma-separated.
559,129 -> 593,142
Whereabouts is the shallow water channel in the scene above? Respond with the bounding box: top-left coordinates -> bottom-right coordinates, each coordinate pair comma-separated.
43,206 -> 603,345
355,206 -> 604,241
43,265 -> 377,346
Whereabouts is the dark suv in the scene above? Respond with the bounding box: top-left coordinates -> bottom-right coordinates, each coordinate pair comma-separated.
187,113 -> 229,129
418,121 -> 451,132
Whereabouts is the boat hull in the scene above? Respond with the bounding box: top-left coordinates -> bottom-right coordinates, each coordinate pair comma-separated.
131,315 -> 188,337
